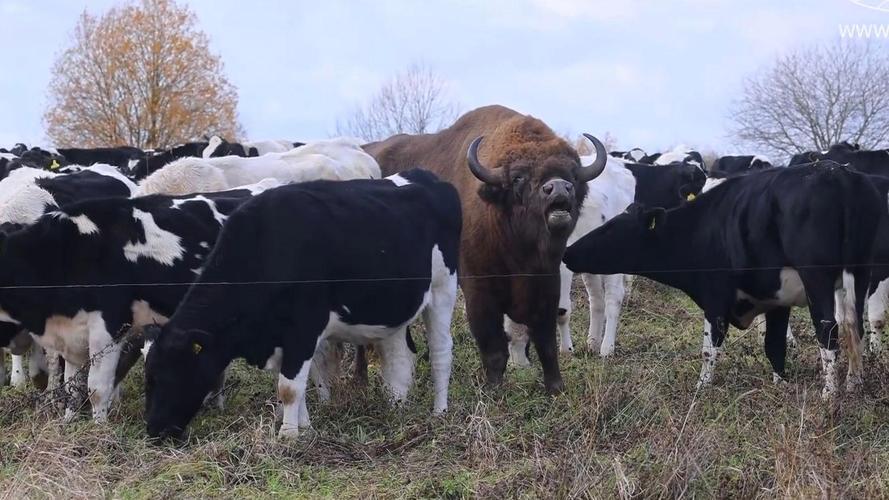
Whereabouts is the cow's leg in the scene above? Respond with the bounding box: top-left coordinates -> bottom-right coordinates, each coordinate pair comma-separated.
866,278 -> 889,355
377,327 -> 417,405
278,304 -> 328,439
800,273 -> 843,400
86,313 -> 122,423
45,349 -> 64,396
557,265 -> 573,354
764,307 -> 790,382
582,274 -> 605,353
277,360 -> 312,439
352,346 -> 368,387
504,318 -> 531,367
309,340 -> 343,402
63,360 -> 86,422
0,349 -> 6,386
465,293 -> 508,387
423,275 -> 457,414
600,273 -> 626,357
28,343 -> 47,391
10,354 -> 26,388
697,315 -> 726,388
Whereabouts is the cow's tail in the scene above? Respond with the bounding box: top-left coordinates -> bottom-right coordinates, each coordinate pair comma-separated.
839,270 -> 863,375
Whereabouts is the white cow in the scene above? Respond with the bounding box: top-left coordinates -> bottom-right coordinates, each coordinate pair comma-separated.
507,157 -> 636,363
139,138 -> 381,196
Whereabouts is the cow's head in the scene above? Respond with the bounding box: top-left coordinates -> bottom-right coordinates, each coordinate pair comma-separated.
563,204 -> 665,276
143,324 -> 226,441
467,132 -> 606,239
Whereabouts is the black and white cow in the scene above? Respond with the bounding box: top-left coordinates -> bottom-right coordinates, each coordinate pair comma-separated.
0,165 -> 138,389
708,155 -> 773,178
563,162 -> 882,399
142,169 -> 461,440
609,148 -> 647,163
0,180 -> 279,420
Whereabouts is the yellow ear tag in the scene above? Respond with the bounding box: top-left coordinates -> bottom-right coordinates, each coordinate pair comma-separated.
192,342 -> 202,354
649,218 -> 656,230
50,160 -> 60,170
686,193 -> 696,201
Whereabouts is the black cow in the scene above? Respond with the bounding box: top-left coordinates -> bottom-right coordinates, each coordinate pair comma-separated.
563,162 -> 882,399
56,146 -> 145,170
129,142 -> 210,180
790,142 -> 889,177
0,181 -> 276,421
143,169 -> 461,440
709,155 -> 773,178
624,161 -> 707,207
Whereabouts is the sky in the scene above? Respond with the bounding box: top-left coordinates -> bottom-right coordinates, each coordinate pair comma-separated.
0,0 -> 885,154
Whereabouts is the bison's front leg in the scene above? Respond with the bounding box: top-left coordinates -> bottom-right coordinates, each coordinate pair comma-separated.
465,295 -> 508,388
528,315 -> 564,394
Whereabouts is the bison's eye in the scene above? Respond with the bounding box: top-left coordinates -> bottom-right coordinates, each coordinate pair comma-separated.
512,176 -> 525,186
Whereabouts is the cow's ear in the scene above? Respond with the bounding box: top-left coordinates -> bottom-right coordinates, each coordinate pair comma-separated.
640,207 -> 666,232
186,329 -> 214,355
143,324 -> 162,342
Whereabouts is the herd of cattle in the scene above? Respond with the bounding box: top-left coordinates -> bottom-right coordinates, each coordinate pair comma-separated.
0,104 -> 887,440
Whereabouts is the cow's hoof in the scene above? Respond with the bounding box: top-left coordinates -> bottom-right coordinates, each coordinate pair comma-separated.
278,426 -> 300,440
772,373 -> 787,385
845,375 -> 863,393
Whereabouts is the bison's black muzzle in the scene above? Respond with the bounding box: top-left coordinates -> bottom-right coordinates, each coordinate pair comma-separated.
544,179 -> 575,230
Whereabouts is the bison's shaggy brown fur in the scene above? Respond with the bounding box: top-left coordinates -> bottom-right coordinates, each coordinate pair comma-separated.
365,105 -> 602,393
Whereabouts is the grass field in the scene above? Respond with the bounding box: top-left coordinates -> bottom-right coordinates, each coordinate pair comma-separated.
3,277 -> 889,498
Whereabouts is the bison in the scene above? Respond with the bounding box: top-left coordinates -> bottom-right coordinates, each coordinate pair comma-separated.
365,105 -> 606,393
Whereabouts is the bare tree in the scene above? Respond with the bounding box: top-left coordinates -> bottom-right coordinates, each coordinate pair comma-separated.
337,63 -> 459,141
44,0 -> 242,149
730,41 -> 889,160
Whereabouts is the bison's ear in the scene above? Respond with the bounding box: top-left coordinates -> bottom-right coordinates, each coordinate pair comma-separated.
640,207 -> 666,232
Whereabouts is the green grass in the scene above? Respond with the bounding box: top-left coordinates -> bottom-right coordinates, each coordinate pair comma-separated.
3,278 -> 889,498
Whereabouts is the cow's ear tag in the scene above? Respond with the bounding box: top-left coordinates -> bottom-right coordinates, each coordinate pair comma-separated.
50,160 -> 60,170
686,193 -> 696,201
192,342 -> 203,354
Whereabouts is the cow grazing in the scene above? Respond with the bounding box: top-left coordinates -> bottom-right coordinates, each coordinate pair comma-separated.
142,170 -> 461,440
0,180 -> 280,421
365,105 -> 606,394
709,155 -> 773,178
137,138 -> 380,196
0,165 -> 138,390
563,163 -> 882,398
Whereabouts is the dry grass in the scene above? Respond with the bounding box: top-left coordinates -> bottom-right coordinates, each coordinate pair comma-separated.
3,278 -> 889,499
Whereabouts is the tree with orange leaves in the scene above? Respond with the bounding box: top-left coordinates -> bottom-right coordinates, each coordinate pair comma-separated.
44,0 -> 242,149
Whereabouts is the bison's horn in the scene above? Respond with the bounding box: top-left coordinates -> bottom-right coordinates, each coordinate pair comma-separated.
467,136 -> 501,185
577,133 -> 607,183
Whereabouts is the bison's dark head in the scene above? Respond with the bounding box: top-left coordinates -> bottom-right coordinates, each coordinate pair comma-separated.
143,324 -> 226,442
467,133 -> 607,239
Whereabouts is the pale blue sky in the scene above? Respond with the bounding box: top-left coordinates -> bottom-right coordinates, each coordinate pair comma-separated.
0,0 -> 885,154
